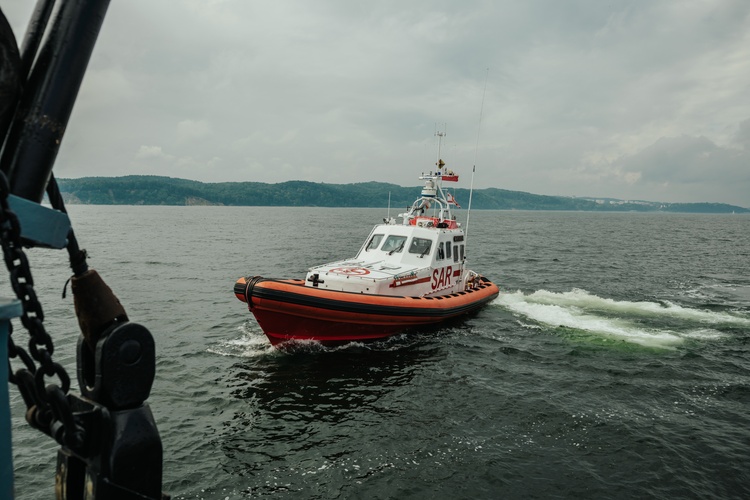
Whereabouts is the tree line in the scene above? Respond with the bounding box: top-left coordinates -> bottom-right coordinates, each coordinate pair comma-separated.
55,176 -> 749,213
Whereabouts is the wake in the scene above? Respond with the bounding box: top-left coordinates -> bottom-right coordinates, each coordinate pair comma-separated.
493,288 -> 750,348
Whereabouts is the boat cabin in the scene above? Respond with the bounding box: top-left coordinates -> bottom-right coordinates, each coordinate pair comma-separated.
356,223 -> 465,268
303,167 -> 469,296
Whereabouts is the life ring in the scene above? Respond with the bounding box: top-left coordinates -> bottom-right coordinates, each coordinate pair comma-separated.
330,267 -> 370,275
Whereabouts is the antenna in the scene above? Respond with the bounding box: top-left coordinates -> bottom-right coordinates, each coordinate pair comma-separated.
465,68 -> 489,243
473,68 -> 489,167
434,123 -> 446,164
465,165 -> 476,240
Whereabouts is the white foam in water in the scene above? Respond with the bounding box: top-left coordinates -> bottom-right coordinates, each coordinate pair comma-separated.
493,289 -> 746,348
207,325 -> 277,358
516,288 -> 750,325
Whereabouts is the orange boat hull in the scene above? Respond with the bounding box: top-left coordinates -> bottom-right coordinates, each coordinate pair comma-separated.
234,276 -> 499,346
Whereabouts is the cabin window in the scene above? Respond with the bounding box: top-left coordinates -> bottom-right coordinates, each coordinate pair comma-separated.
437,242 -> 445,260
381,235 -> 407,253
408,237 -> 432,256
460,244 -> 465,261
366,234 -> 384,251
453,245 -> 459,262
446,242 -> 452,259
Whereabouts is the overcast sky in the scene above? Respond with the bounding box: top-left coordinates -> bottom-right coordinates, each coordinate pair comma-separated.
4,1 -> 750,207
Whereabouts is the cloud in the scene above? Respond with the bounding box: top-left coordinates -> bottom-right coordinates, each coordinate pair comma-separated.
2,0 -> 750,207
734,118 -> 750,149
135,145 -> 174,161
617,135 -> 747,185
177,120 -> 212,143
596,131 -> 750,205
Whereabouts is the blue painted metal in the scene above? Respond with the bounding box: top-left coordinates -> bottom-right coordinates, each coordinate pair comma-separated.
7,194 -> 70,249
0,298 -> 23,499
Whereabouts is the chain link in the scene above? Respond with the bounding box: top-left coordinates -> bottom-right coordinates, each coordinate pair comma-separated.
0,170 -> 80,448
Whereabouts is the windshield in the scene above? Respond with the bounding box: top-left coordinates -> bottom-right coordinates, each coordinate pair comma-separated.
408,237 -> 432,256
381,235 -> 407,254
366,234 -> 384,251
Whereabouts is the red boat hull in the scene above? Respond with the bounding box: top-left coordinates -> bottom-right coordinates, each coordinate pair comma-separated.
234,276 -> 499,346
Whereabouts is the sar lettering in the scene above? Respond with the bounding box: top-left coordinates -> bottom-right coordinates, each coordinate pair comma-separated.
431,265 -> 453,289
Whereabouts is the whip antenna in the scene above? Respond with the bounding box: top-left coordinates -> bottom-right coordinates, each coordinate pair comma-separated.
465,68 -> 489,243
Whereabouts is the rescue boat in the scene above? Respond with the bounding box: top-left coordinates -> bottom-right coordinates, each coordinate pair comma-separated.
234,158 -> 499,346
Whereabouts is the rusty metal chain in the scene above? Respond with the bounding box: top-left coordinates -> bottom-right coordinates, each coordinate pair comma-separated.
0,170 -> 82,450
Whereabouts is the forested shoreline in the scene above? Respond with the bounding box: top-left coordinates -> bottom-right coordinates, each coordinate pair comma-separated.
56,176 -> 749,213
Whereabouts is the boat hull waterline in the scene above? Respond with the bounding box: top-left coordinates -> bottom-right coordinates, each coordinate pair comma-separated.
235,276 -> 499,346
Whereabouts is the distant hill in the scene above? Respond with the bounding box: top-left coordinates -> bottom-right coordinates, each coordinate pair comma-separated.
56,176 -> 749,213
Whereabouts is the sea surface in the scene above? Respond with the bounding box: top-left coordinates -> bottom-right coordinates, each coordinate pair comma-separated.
7,206 -> 750,499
